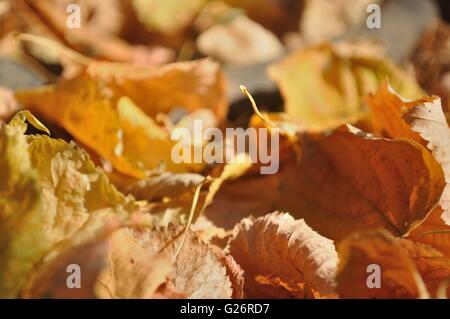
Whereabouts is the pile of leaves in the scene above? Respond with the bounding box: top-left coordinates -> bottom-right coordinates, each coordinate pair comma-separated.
1,0 -> 450,299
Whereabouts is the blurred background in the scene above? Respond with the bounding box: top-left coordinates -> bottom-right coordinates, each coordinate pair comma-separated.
0,0 -> 449,125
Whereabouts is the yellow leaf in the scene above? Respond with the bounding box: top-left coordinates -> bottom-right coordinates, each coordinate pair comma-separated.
132,0 -> 207,35
24,224 -> 234,298
0,112 -> 136,298
268,42 -> 425,131
16,59 -> 226,178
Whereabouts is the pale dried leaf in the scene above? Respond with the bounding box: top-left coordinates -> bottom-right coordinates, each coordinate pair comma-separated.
197,15 -> 283,65
114,225 -> 233,298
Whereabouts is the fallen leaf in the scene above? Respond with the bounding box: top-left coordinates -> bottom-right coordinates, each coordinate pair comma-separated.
366,84 -> 450,224
338,229 -> 450,298
16,59 -> 226,177
0,111 -> 136,298
337,229 -> 429,298
116,172 -> 205,202
398,238 -> 450,298
132,153 -> 252,225
22,231 -> 112,299
228,212 -> 338,298
197,15 -> 283,65
220,254 -> 244,299
22,223 -> 186,299
268,42 -> 424,131
407,207 -> 450,258
104,225 -> 233,298
23,221 -> 235,299
95,228 -> 175,299
206,124 -> 444,241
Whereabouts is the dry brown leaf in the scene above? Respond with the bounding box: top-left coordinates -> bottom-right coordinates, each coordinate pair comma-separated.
254,275 -> 312,298
18,84 -> 174,178
112,225 -> 233,298
220,254 -> 244,299
24,223 -> 233,299
16,59 -> 226,178
366,84 -> 450,225
115,172 -> 205,202
337,229 -> 450,298
228,212 -> 338,298
337,229 -> 429,298
95,228 -> 174,299
407,207 -> 450,258
22,231 -> 112,299
133,153 -> 252,227
206,125 -> 444,241
397,238 -> 450,298
365,83 -> 450,256
23,226 -> 184,299
0,111 -> 136,298
89,59 -> 227,121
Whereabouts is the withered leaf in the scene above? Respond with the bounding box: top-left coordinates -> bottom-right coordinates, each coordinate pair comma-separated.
0,112 -> 135,298
16,59 -> 226,177
338,229 -> 450,298
24,223 -> 235,299
220,254 -> 244,299
407,207 -> 450,258
115,225 -> 233,298
366,84 -> 450,224
268,42 -> 424,131
337,229 -> 428,298
206,125 -> 444,241
398,238 -> 450,298
229,212 -> 338,298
